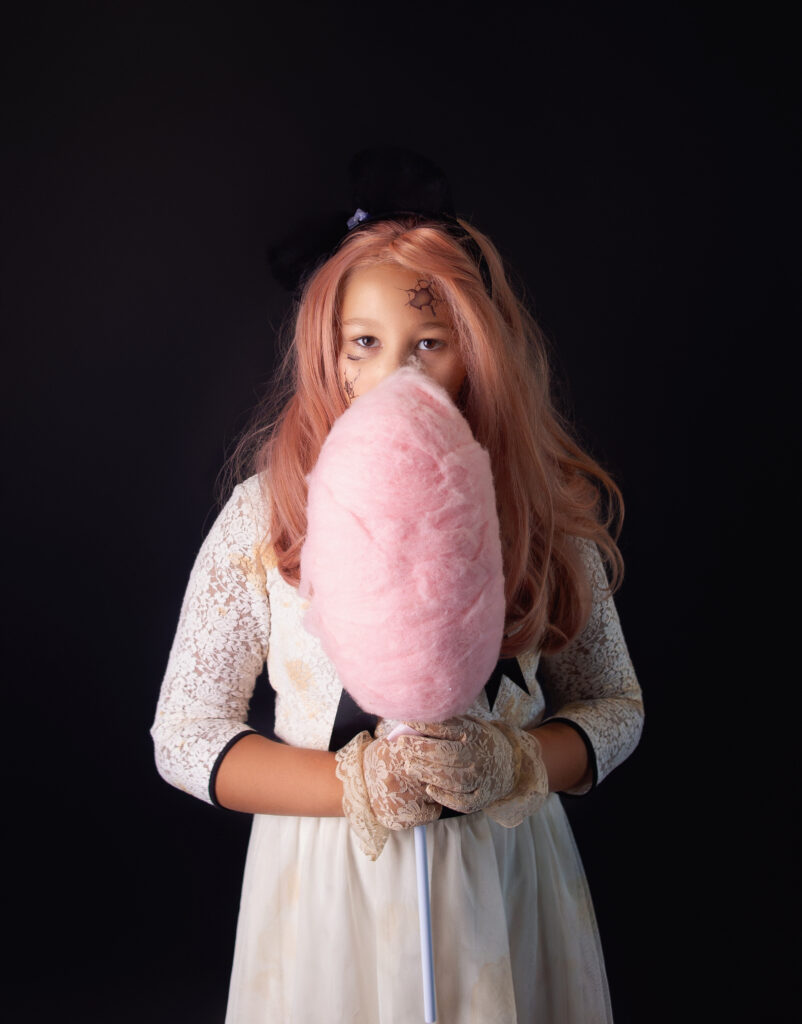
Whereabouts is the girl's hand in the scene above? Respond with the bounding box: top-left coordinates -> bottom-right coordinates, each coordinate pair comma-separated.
398,716 -> 549,826
363,737 -> 443,829
334,731 -> 441,861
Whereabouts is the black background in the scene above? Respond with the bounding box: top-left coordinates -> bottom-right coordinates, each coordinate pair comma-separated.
3,2 -> 798,1021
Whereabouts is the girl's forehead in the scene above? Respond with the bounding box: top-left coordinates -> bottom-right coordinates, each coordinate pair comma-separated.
343,263 -> 428,295
341,265 -> 446,316
339,269 -> 452,333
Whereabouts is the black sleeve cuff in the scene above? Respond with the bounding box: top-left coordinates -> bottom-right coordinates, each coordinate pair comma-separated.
208,730 -> 259,808
544,716 -> 598,795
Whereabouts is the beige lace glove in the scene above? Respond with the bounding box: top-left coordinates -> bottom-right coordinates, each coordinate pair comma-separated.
398,716 -> 550,827
334,730 -> 442,860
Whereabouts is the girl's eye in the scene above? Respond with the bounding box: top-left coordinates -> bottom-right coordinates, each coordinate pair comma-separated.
347,336 -> 445,353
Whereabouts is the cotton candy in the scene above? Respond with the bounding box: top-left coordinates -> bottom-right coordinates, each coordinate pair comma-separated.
299,365 -> 505,722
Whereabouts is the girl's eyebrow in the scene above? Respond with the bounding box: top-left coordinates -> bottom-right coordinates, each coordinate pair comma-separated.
341,317 -> 379,327
341,317 -> 451,329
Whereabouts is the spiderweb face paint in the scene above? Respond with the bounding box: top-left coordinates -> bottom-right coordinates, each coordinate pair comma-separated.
343,372 -> 358,403
404,280 -> 439,315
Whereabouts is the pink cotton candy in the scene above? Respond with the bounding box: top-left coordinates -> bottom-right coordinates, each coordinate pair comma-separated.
299,365 -> 506,722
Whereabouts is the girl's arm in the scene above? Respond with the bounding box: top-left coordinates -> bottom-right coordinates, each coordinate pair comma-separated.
395,541 -> 639,820
150,480 -> 341,815
213,733 -> 343,815
212,723 -> 584,816
529,719 -> 592,793
537,538 -> 644,794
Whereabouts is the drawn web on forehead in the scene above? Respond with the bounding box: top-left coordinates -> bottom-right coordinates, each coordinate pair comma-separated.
404,280 -> 439,315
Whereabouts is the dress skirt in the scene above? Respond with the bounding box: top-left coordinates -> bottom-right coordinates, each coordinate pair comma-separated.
224,793 -> 612,1024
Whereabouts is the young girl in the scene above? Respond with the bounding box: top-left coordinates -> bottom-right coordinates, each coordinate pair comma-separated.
151,148 -> 643,1023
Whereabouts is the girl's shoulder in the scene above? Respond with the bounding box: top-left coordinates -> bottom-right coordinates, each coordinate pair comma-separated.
237,472 -> 277,569
230,472 -> 271,524
211,472 -> 272,554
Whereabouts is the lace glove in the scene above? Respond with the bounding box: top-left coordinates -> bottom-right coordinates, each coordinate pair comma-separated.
399,716 -> 550,827
334,730 -> 442,861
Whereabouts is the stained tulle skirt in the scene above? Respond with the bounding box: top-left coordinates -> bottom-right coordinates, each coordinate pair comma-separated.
224,793 -> 612,1023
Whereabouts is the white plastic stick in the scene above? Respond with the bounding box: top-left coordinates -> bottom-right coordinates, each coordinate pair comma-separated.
414,823 -> 437,1023
387,724 -> 437,1022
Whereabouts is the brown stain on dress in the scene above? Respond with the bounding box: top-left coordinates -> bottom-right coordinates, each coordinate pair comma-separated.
469,955 -> 517,1023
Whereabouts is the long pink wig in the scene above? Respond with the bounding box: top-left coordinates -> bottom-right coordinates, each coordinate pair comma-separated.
222,216 -> 625,656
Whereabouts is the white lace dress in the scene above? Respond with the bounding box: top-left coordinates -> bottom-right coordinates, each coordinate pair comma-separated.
151,474 -> 643,1024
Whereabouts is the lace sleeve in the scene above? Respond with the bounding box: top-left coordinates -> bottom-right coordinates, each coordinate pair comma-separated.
538,539 -> 644,794
150,479 -> 272,804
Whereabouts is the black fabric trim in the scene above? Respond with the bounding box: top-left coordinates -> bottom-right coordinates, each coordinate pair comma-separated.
485,657 -> 528,711
328,690 -> 380,753
209,730 -> 259,808
544,717 -> 599,793
328,656 -> 529,754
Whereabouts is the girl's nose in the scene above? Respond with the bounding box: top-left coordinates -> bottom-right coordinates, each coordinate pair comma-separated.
376,349 -> 421,384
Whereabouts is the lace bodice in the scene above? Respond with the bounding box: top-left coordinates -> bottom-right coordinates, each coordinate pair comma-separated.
150,475 -> 643,804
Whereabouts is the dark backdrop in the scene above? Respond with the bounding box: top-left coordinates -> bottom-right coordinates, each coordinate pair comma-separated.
3,2 -> 797,1021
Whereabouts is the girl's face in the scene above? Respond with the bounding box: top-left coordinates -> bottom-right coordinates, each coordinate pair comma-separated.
337,264 -> 467,404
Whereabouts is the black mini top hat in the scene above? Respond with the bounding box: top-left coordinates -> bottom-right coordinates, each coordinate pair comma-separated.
267,146 -> 461,293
